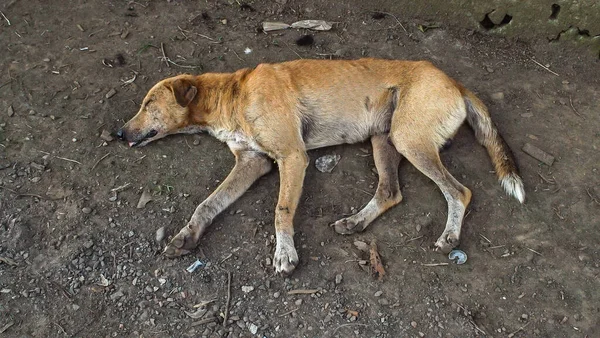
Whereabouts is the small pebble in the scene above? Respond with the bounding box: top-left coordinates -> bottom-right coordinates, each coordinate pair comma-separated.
335,274 -> 343,285
155,226 -> 166,242
105,88 -> 117,99
273,292 -> 280,299
82,207 -> 92,214
411,321 -> 418,328
374,291 -> 383,297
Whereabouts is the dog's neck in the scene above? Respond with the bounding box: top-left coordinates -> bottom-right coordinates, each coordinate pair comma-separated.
187,69 -> 252,133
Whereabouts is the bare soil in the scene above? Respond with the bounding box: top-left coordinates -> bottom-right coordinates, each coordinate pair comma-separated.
1,1 -> 599,337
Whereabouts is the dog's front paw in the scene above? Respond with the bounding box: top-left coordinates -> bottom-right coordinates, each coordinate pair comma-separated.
163,224 -> 201,258
273,231 -> 298,275
434,230 -> 460,254
333,217 -> 365,235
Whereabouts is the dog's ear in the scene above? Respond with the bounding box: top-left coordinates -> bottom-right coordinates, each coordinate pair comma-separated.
170,78 -> 198,107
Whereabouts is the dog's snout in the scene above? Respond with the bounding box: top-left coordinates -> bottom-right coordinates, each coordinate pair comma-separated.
116,128 -> 125,140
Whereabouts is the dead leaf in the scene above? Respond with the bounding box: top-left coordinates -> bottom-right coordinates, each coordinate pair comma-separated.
369,240 -> 385,280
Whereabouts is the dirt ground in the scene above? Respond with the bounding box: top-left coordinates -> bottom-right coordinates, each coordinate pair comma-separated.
1,1 -> 599,337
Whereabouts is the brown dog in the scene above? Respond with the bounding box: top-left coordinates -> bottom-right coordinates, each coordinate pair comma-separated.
118,58 -> 524,274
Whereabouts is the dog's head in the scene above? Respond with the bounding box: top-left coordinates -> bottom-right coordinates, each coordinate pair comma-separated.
117,75 -> 200,147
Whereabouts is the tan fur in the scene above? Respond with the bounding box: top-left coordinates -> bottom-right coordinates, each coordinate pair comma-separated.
120,58 -> 524,274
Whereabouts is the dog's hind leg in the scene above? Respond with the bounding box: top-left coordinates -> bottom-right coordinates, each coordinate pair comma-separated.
393,139 -> 471,253
163,150 -> 272,258
334,134 -> 403,235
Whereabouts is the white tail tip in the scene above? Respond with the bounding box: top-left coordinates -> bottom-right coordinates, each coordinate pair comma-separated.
501,173 -> 525,203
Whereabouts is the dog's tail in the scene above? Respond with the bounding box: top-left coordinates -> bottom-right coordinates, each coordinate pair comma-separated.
461,88 -> 525,203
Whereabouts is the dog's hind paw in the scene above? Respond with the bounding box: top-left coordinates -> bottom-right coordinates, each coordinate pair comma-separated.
434,231 -> 460,254
163,225 -> 200,258
274,231 -> 298,275
333,217 -> 365,235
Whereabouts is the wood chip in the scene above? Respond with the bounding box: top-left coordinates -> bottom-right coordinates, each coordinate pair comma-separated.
522,143 -> 554,166
369,240 -> 386,280
100,129 -> 114,142
105,88 -> 117,99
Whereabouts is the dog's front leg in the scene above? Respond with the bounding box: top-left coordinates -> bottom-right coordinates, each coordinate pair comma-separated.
163,151 -> 272,257
273,151 -> 309,274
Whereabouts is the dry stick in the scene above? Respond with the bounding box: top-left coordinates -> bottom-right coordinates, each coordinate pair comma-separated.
526,247 -> 542,256
507,321 -> 530,337
586,188 -> 600,205
530,58 -> 559,76
479,234 -> 492,244
0,11 -> 10,25
166,59 -> 201,69
369,11 -> 407,33
330,323 -> 368,336
278,308 -> 299,317
56,156 -> 82,165
232,50 -> 244,62
422,263 -> 449,267
91,152 -> 111,171
568,96 -> 584,119
288,289 -> 319,295
160,42 -> 170,68
192,317 -> 218,327
283,42 -> 303,59
223,271 -> 232,327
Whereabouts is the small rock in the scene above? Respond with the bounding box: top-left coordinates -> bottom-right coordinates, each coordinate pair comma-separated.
273,292 -> 280,299
43,58 -> 51,62
315,154 -> 341,173
374,291 -> 383,297
295,299 -> 303,306
29,109 -> 36,115
521,313 -> 528,320
82,207 -> 92,214
335,274 -> 343,285
411,321 -> 418,328
155,226 -> 166,242
491,92 -> 505,100
105,88 -> 117,99
100,129 -> 114,142
520,113 -> 534,118
72,304 -> 80,311
221,19 -> 228,25
137,191 -> 153,208
110,290 -> 124,301
241,285 -> 254,293
83,240 -> 94,249
7,106 -> 14,117
486,66 -> 494,73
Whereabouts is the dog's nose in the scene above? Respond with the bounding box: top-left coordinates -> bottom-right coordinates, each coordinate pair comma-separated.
116,129 -> 125,140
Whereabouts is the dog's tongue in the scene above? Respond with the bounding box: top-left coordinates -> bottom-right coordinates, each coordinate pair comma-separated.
128,142 -> 135,147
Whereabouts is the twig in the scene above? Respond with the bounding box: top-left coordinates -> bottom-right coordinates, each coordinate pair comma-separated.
507,321 -> 530,338
421,263 -> 449,267
479,234 -> 492,244
568,96 -> 584,119
0,186 -> 44,199
55,156 -> 82,165
160,42 -> 170,68
530,58 -> 559,76
219,253 -> 233,264
91,152 -> 111,171
232,50 -> 244,62
223,271 -> 232,327
406,235 -> 424,243
526,247 -> 542,256
54,322 -> 68,336
586,188 -> 600,205
177,26 -> 216,41
0,321 -> 14,334
368,11 -> 407,33
288,289 -> 319,295
537,173 -> 555,184
192,317 -> 218,327
0,11 -> 10,25
166,59 -> 201,69
128,1 -> 148,8
283,42 -> 303,59
0,80 -> 12,89
330,323 -> 368,336
278,308 -> 299,317
111,183 -> 131,192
